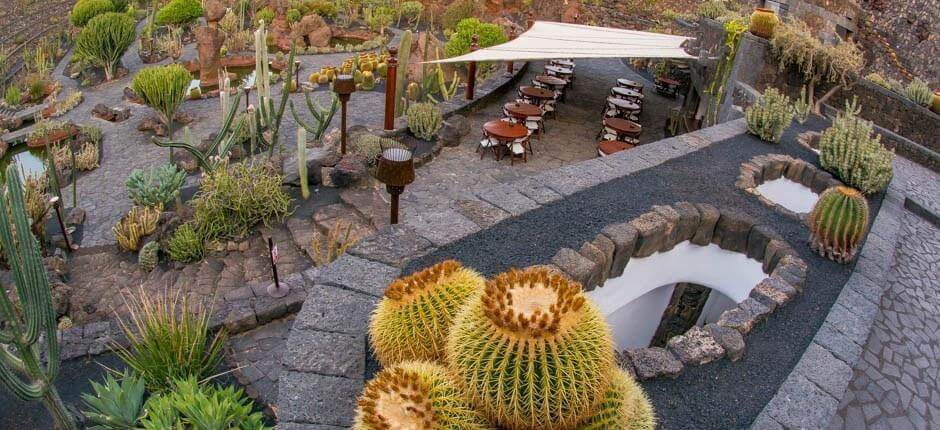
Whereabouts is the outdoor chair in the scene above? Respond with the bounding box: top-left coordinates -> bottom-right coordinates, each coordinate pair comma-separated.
541,99 -> 557,120
507,135 -> 531,165
478,129 -> 501,160
524,115 -> 544,142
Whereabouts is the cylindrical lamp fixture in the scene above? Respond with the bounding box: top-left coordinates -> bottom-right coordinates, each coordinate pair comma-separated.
334,74 -> 356,155
374,146 -> 415,225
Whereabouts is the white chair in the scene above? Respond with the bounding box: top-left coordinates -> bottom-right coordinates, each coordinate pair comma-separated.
478,132 -> 501,160
508,136 -> 529,165
524,115 -> 543,143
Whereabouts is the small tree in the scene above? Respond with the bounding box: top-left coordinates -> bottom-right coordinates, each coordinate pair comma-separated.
74,12 -> 136,81
156,0 -> 203,26
444,18 -> 508,59
132,64 -> 192,142
769,19 -> 863,114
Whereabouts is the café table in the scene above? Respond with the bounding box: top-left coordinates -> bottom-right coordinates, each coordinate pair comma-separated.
604,117 -> 642,138
597,140 -> 635,157
520,86 -> 555,102
617,78 -> 643,91
611,86 -> 644,101
504,102 -> 542,120
483,119 -> 528,161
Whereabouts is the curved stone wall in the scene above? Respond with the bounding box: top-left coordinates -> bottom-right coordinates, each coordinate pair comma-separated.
736,153 -> 842,219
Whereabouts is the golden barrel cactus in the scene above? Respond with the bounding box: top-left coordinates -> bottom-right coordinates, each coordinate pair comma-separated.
353,361 -> 491,430
577,369 -> 656,430
807,186 -> 869,263
369,260 -> 485,366
446,267 -> 615,430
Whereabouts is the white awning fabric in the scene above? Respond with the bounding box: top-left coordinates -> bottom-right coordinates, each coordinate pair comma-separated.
429,21 -> 695,64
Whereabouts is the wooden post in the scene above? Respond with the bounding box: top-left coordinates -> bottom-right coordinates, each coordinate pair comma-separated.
526,11 -> 535,30
466,35 -> 479,100
384,47 -> 398,131
506,29 -> 516,74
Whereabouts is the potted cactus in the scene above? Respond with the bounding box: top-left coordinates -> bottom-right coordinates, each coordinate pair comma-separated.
749,8 -> 778,38
807,186 -> 869,263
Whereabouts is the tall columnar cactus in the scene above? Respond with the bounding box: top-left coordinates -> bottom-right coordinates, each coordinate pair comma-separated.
807,186 -> 869,263
153,91 -> 246,173
818,103 -> 894,195
406,102 -> 443,141
296,128 -> 309,199
0,166 -> 78,430
254,21 -> 272,117
446,266 -> 615,430
219,73 -> 232,120
745,87 -> 795,143
252,24 -> 297,156
577,369 -> 656,430
369,260 -> 485,366
394,30 -> 413,117
289,91 -> 339,141
352,361 -> 490,430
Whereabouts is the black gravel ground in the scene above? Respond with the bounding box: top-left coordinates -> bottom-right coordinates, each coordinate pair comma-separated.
406,115 -> 884,429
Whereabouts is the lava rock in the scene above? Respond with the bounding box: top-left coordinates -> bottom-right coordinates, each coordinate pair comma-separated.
600,221 -> 638,278
717,298 -> 772,335
626,347 -> 684,379
652,205 -> 682,250
672,201 -> 701,244
629,211 -> 668,257
667,326 -> 725,366
712,209 -> 753,253
577,241 -> 608,290
750,275 -> 797,308
706,323 -> 745,361
691,203 -> 719,246
439,114 -> 470,147
551,247 -> 598,289
328,153 -> 367,188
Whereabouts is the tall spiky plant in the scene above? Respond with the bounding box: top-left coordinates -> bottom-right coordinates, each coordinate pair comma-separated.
745,87 -> 795,143
394,30 -> 413,117
446,266 -> 615,430
807,186 -> 869,263
153,91 -> 246,173
253,22 -> 298,156
369,260 -> 485,367
0,165 -> 78,430
289,91 -> 339,141
818,99 -> 894,195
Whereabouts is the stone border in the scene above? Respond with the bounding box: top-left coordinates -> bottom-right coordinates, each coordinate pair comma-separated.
546,204 -> 807,380
749,160 -> 911,429
735,153 -> 842,220
276,119 -> 750,428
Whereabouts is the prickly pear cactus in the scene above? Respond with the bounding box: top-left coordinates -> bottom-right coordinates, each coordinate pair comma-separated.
446,266 -> 615,430
807,186 -> 869,263
369,260 -> 485,366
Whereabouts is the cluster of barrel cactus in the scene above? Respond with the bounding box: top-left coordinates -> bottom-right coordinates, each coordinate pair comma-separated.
360,263 -> 655,430
818,101 -> 894,195
807,186 -> 869,263
745,87 -> 795,143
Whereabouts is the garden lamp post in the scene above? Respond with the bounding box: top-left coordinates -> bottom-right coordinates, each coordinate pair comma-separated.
49,196 -> 73,252
384,47 -> 398,131
334,74 -> 356,155
243,85 -> 250,110
375,146 -> 414,225
507,29 -> 516,75
466,35 -> 479,100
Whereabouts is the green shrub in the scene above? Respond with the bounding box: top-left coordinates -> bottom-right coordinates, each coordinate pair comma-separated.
697,0 -> 726,19
192,160 -> 291,242
353,134 -> 406,166
745,87 -> 795,143
112,289 -> 226,392
4,86 -> 22,105
791,85 -> 811,124
131,64 -> 191,132
400,1 -> 424,23
81,370 -> 146,429
156,0 -> 203,26
865,72 -> 889,88
167,222 -> 206,263
407,102 -> 443,141
126,163 -> 186,208
75,12 -> 136,81
819,102 -> 894,195
367,6 -> 395,34
444,18 -> 507,59
904,77 -> 932,107
27,78 -> 46,101
138,377 -> 271,430
442,0 -> 476,31
255,7 -> 275,26
110,0 -> 128,12
286,8 -> 301,23
70,0 -> 116,27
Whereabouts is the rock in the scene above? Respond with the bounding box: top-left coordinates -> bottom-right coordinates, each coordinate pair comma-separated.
439,114 -> 470,147
92,103 -> 130,122
551,247 -> 599,290
717,298 -> 772,335
204,0 -> 225,23
578,241 -> 608,290
64,207 -> 86,226
195,26 -> 225,88
762,239 -> 794,273
137,117 -> 165,136
626,347 -> 683,379
329,153 -> 367,188
172,148 -> 200,173
282,147 -> 335,185
750,275 -> 797,308
762,158 -> 787,180
589,234 -> 615,284
811,169 -> 837,194
667,326 -> 725,366
712,210 -> 753,253
652,205 -> 681,250
671,202 -> 701,244
123,87 -> 143,104
771,254 -> 808,292
691,203 -> 719,246
154,211 -> 184,245
50,281 -> 71,317
706,323 -> 745,361
629,211 -> 667,257
600,222 -> 638,278
295,14 -> 332,47
746,224 -> 776,261
784,159 -> 808,181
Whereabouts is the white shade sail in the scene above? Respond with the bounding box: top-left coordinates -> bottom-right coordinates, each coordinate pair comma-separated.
429,21 -> 695,64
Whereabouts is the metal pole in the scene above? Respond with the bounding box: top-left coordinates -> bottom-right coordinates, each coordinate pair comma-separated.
266,237 -> 288,298
466,35 -> 479,100
384,47 -> 398,131
50,197 -> 72,252
294,60 -> 301,92
387,185 -> 404,225
340,97 -> 348,154
506,29 -> 516,75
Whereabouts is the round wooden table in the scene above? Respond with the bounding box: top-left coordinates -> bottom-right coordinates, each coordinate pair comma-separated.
607,96 -> 640,111
657,76 -> 680,87
520,86 -> 555,101
617,78 -> 643,90
536,75 -> 567,88
545,65 -> 573,75
504,102 -> 542,119
612,86 -> 643,99
550,59 -> 575,68
597,140 -> 635,156
604,117 -> 642,136
484,119 -> 528,140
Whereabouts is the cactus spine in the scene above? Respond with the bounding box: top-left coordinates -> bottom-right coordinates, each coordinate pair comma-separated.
446,266 -> 615,430
818,101 -> 894,195
0,165 -> 78,429
370,260 -> 485,366
353,361 -> 490,430
577,369 -> 656,430
807,186 -> 869,263
394,30 -> 413,117
297,127 -> 309,199
406,102 -> 443,141
745,87 -> 795,143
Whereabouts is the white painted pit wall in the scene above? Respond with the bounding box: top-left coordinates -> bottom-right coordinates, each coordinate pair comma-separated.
755,177 -> 819,214
586,241 -> 766,349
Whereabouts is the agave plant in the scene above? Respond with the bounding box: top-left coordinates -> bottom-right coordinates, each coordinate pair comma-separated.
81,370 -> 147,429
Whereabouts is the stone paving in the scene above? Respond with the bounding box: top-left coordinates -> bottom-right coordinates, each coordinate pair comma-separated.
226,316 -> 295,410
831,212 -> 940,429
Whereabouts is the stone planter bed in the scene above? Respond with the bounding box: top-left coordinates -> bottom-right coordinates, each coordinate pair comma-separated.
736,153 -> 843,220
383,116 -> 886,429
